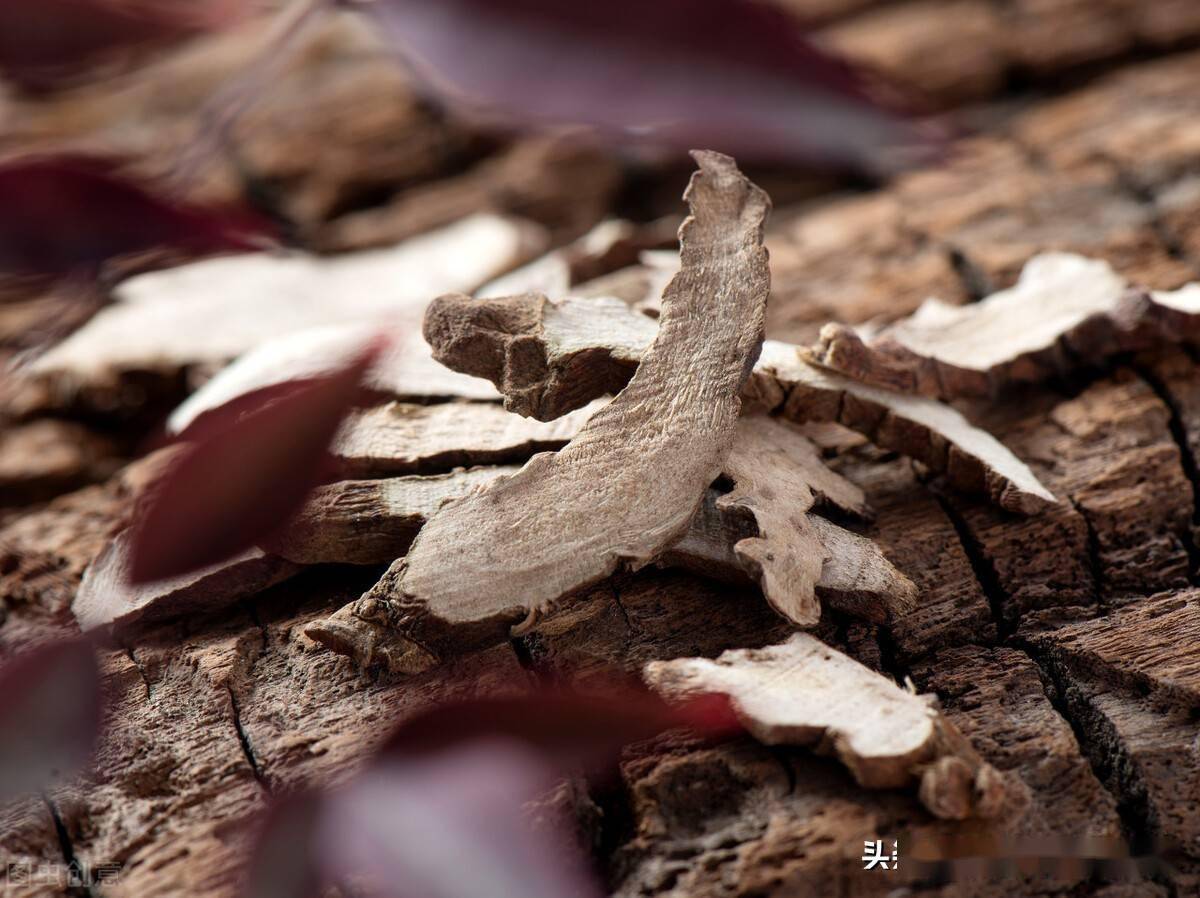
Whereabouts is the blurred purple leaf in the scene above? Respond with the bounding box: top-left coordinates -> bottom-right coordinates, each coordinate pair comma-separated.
358,0 -> 944,171
246,742 -> 601,898
381,687 -> 741,772
0,154 -> 274,279
0,640 -> 103,803
318,742 -> 601,898
127,342 -> 380,584
242,792 -> 325,898
0,0 -> 246,90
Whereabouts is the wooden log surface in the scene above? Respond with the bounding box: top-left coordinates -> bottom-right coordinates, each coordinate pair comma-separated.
6,6 -> 1200,898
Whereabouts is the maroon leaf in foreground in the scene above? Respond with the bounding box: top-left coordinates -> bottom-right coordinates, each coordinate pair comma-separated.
247,742 -> 602,898
381,687 -> 741,772
0,0 -> 245,90
360,0 -> 943,171
0,154 -> 273,279
128,344 -> 380,584
319,742 -> 602,898
0,640 -> 103,803
243,687 -> 736,897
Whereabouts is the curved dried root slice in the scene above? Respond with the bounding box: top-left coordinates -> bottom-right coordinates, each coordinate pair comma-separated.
644,634 -> 1015,820
307,151 -> 771,668
807,252 -> 1200,400
758,343 -> 1056,514
425,293 -> 1055,513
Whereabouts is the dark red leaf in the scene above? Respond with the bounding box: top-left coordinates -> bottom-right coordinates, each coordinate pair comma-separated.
127,342 -> 381,584
318,742 -> 602,898
0,0 -> 245,90
0,154 -> 274,279
361,0 -> 944,171
241,792 -> 325,898
0,639 -> 104,802
380,685 -> 740,771
246,743 -> 602,898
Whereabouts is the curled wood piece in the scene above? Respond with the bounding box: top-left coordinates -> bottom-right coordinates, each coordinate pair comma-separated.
263,466 -> 520,564
307,151 -> 771,669
28,214 -> 542,397
807,253 -> 1200,400
758,342 -> 1057,514
425,292 -> 1056,514
331,400 -> 604,478
73,531 -> 299,634
644,634 -> 1012,820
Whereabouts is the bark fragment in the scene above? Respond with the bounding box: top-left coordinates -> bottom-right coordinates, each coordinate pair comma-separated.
331,400 -> 604,478
808,252 -> 1200,399
263,466 -> 520,565
73,532 -> 299,634
644,633 -> 1012,820
425,291 -> 1056,513
307,151 -> 771,668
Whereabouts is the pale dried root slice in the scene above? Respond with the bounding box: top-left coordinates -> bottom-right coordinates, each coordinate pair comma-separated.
73,532 -> 299,634
644,634 -> 1014,820
27,213 -> 542,404
262,466 -> 520,564
716,415 -> 860,626
73,465 -> 516,634
661,488 -> 916,625
661,415 -> 912,627
167,320 -> 499,435
807,253 -> 1200,400
425,292 -> 1056,514
757,342 -> 1056,514
331,400 -> 604,478
307,151 -> 772,669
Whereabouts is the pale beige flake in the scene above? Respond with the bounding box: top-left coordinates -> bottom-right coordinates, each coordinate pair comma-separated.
31,214 -> 543,391
809,253 -> 1200,399
645,634 -> 1012,820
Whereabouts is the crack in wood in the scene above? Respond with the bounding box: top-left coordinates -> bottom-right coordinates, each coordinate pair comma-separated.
1069,496 -> 1110,613
43,793 -> 98,898
931,491 -> 1016,640
1016,641 -> 1159,856
1133,364 -> 1200,584
226,685 -> 270,795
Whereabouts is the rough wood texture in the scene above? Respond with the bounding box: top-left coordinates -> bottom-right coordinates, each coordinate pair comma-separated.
10,23 -> 1200,898
809,253 -> 1200,400
308,151 -> 771,668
